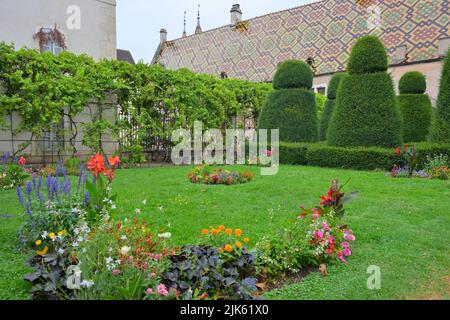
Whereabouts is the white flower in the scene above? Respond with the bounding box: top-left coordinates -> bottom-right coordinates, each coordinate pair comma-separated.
80,280 -> 95,288
121,235 -> 127,241
106,257 -> 114,264
111,204 -> 116,210
72,207 -> 80,214
158,232 -> 172,239
58,248 -> 65,255
41,231 -> 48,239
108,247 -> 113,253
74,228 -> 80,235
158,206 -> 164,211
72,242 -> 79,248
134,208 -> 141,214
142,199 -> 147,205
120,246 -> 131,255
77,236 -> 84,243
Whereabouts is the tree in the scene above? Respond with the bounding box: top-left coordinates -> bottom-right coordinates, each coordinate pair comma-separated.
258,60 -> 318,142
319,73 -> 346,141
430,49 -> 450,142
398,71 -> 432,142
327,36 -> 402,148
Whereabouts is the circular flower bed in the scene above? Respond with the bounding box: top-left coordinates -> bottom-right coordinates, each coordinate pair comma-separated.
187,165 -> 255,185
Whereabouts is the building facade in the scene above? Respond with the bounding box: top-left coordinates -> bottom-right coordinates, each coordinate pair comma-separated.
0,0 -> 118,163
153,0 -> 450,104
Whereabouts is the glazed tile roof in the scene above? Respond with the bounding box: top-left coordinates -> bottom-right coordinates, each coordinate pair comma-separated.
154,0 -> 450,82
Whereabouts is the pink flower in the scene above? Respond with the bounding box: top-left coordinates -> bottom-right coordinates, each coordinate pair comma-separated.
265,149 -> 272,157
154,254 -> 162,261
146,288 -> 153,295
314,230 -> 324,239
340,242 -> 350,248
18,157 -> 26,165
157,284 -> 168,296
345,234 -> 356,241
111,269 -> 121,276
328,235 -> 335,244
322,222 -> 330,231
312,213 -> 320,220
150,273 -> 156,278
342,248 -> 352,257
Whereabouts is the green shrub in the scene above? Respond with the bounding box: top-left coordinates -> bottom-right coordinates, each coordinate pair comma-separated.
272,60 -> 313,90
327,73 -> 402,147
347,36 -> 388,75
279,142 -> 310,165
319,73 -> 346,141
398,94 -> 432,142
259,60 -> 318,143
399,71 -> 427,94
328,36 -> 401,148
430,49 -> 450,142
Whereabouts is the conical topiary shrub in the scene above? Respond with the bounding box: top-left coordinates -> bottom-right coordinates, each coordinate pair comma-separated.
431,49 -> 450,142
398,71 -> 432,142
258,60 -> 318,142
327,36 -> 402,147
319,73 -> 347,141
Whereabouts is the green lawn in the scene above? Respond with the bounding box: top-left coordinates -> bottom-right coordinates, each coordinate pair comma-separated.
1,165 -> 449,300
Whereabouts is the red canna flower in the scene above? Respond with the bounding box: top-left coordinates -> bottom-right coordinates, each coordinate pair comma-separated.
87,154 -> 105,177
108,156 -> 121,167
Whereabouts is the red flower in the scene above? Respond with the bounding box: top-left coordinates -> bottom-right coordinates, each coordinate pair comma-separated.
104,169 -> 115,182
326,248 -> 333,255
87,154 -> 105,177
18,156 -> 26,165
395,147 -> 401,156
108,156 -> 121,167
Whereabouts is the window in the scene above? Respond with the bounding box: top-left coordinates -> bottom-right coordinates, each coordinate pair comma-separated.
43,121 -> 64,152
34,27 -> 66,55
313,84 -> 327,96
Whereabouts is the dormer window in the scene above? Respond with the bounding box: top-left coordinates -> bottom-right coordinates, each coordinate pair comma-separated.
220,71 -> 228,79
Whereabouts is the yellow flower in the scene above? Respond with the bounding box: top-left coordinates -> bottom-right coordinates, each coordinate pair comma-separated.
243,237 -> 250,243
201,229 -> 209,235
218,225 -> 225,231
234,229 -> 242,237
235,241 -> 242,248
225,229 -> 232,236
224,244 -> 233,252
58,230 -> 65,236
37,246 -> 49,256
35,240 -> 42,246
49,232 -> 56,239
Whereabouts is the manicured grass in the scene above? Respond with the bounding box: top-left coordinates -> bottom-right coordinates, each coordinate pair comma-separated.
1,165 -> 449,300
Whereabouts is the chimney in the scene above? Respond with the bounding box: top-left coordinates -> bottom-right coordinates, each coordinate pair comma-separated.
160,28 -> 167,43
230,4 -> 242,26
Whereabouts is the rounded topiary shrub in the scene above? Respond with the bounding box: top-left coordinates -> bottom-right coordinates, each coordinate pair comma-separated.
327,36 -> 402,148
319,73 -> 347,141
398,72 -> 432,142
431,49 -> 450,142
399,71 -> 427,94
273,60 -> 313,90
259,60 -> 318,143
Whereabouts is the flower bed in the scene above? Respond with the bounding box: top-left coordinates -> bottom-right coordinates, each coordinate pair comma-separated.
16,155 -> 356,300
187,165 -> 255,185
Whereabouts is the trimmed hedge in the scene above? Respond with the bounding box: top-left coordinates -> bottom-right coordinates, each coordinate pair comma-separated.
399,71 -> 427,94
327,36 -> 402,148
277,142 -> 450,170
347,36 -> 388,75
272,60 -> 313,90
431,49 -> 450,142
259,60 -> 318,143
319,73 -> 346,141
259,89 -> 318,142
398,94 -> 432,142
327,72 -> 402,147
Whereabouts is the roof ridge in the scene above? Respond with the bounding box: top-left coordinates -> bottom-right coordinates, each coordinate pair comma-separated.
166,0 -> 324,43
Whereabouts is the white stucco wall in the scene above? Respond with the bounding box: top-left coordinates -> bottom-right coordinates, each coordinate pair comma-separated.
0,0 -> 117,60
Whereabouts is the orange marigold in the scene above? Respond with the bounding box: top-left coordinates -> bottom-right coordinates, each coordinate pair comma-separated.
243,237 -> 250,243
224,244 -> 233,252
234,228 -> 242,237
235,241 -> 242,248
225,228 -> 232,236
218,225 -> 226,231
212,229 -> 221,235
201,229 -> 209,235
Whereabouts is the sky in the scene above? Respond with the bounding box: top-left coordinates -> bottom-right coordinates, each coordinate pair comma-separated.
116,0 -> 319,63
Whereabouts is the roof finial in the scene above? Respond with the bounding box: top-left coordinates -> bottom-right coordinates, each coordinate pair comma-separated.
182,10 -> 187,37
195,4 -> 202,34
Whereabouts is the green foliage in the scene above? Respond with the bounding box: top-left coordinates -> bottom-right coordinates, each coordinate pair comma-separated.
272,60 -> 313,89
279,142 -> 310,165
315,93 -> 327,119
398,94 -> 432,142
259,89 -> 318,143
430,49 -> 450,142
319,73 -> 346,141
0,164 -> 29,190
399,71 -> 427,94
347,36 -> 388,75
327,72 -> 402,148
